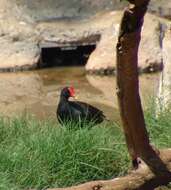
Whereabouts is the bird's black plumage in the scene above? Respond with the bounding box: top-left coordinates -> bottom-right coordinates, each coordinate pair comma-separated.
57,87 -> 105,126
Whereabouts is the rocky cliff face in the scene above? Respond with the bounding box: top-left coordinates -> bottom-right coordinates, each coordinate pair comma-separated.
0,0 -> 170,73
0,0 -> 125,23
86,13 -> 164,74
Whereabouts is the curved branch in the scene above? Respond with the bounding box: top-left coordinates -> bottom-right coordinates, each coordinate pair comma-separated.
47,149 -> 171,190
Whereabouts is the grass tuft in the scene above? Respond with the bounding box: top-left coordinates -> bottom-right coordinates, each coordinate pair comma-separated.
0,104 -> 171,189
0,116 -> 129,189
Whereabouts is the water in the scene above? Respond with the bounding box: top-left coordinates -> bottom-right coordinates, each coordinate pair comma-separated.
0,66 -> 160,122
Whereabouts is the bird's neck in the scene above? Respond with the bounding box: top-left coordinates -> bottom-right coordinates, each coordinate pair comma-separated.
60,96 -> 69,102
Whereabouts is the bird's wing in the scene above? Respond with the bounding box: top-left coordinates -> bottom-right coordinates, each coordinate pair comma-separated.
69,101 -> 105,119
66,101 -> 83,119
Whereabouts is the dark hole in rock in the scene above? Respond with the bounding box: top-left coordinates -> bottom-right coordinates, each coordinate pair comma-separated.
39,44 -> 96,68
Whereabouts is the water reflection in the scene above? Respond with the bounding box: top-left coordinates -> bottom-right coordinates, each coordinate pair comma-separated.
0,67 -> 160,121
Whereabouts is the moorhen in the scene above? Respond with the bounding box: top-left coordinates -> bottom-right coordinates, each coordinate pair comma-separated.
57,86 -> 105,126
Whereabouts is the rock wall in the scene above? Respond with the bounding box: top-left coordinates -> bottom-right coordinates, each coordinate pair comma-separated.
0,0 -> 170,73
86,13 -> 164,74
0,0 -> 125,71
157,29 -> 171,112
149,0 -> 171,19
0,0 -> 125,22
18,0 -> 126,21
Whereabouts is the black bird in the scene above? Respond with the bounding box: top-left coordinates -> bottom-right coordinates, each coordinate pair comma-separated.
57,86 -> 105,126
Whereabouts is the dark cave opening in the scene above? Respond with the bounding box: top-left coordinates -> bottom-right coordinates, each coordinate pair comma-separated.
39,44 -> 96,68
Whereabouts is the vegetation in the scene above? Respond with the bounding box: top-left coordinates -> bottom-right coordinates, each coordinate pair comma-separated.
146,106 -> 171,148
0,106 -> 171,190
0,117 -> 129,190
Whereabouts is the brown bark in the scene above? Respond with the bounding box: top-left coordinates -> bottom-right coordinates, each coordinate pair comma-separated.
116,0 -> 171,178
116,1 -> 150,162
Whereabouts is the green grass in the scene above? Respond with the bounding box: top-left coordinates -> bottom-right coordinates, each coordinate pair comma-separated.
0,106 -> 171,190
145,106 -> 171,148
0,116 -> 129,190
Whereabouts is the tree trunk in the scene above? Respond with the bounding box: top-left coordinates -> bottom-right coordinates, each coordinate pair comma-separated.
116,2 -> 150,164
116,0 -> 171,177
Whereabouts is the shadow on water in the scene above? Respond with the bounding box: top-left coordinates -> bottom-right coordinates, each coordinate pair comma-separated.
0,66 -> 160,122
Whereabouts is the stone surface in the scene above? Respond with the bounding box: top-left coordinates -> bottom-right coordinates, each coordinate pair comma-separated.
85,21 -> 119,73
0,38 -> 40,71
157,29 -> 171,111
149,0 -> 171,19
138,14 -> 163,73
0,0 -> 170,73
86,13 -> 164,74
11,0 -> 126,22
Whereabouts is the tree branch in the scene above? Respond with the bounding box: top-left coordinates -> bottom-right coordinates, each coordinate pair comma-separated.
47,149 -> 171,190
116,0 -> 171,180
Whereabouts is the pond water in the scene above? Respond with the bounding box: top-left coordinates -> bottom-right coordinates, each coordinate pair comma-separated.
0,66 -> 160,122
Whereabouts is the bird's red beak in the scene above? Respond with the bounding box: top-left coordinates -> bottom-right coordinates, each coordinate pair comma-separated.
68,87 -> 75,97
